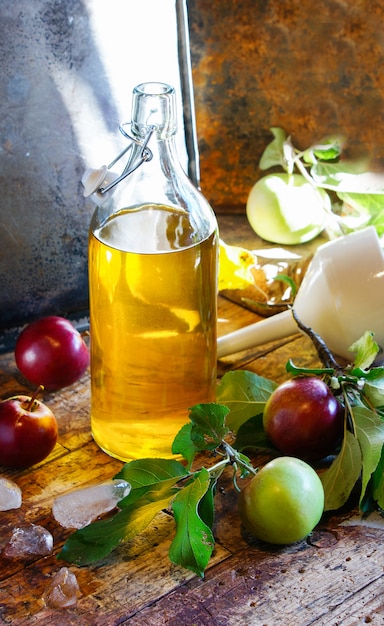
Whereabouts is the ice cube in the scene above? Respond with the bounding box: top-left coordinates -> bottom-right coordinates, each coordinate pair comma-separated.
3,524 -> 53,559
52,478 -> 131,529
0,477 -> 22,511
43,567 -> 81,609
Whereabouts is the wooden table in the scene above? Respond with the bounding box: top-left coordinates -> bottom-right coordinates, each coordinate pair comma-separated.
1,215 -> 384,625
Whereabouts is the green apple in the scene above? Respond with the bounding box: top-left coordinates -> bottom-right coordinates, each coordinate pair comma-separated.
238,456 -> 324,544
246,173 -> 330,245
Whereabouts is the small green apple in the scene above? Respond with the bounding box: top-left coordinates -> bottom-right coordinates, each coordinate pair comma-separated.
238,456 -> 324,544
246,173 -> 330,245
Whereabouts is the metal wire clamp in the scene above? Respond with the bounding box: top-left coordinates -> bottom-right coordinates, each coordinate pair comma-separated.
82,124 -> 155,199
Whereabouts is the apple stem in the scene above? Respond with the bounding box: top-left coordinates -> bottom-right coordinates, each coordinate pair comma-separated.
26,385 -> 45,412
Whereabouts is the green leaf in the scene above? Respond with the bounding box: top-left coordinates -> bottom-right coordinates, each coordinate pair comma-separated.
216,370 -> 277,433
349,331 -> 380,370
236,451 -> 256,478
320,431 -> 362,511
350,366 -> 384,381
233,413 -> 276,453
115,458 -> 188,488
189,403 -> 230,450
359,480 -> 377,516
336,192 -> 384,236
363,373 -> 384,408
58,482 -> 178,565
198,478 -> 216,529
352,406 -> 384,505
364,199 -> 384,237
169,468 -> 215,577
310,161 -> 380,192
371,447 -> 384,509
113,458 -> 188,507
303,138 -> 342,165
312,138 -> 343,161
286,359 -> 335,377
172,422 -> 199,468
259,127 -> 287,170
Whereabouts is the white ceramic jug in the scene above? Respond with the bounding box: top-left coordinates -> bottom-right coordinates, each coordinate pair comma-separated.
217,227 -> 384,361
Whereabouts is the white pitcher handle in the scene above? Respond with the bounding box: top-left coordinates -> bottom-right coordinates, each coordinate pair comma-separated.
217,309 -> 298,358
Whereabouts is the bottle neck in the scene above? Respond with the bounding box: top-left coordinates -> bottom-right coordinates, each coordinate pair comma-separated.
126,82 -> 183,191
125,126 -> 185,191
130,82 -> 177,141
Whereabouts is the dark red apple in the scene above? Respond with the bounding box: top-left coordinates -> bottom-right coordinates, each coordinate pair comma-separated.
0,394 -> 58,468
263,376 -> 344,461
15,316 -> 89,390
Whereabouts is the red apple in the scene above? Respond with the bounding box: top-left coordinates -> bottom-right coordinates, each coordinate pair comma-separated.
15,316 -> 89,390
263,376 -> 344,461
0,393 -> 58,468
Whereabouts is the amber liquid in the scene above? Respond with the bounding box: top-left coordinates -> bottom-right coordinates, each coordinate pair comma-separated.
89,205 -> 217,461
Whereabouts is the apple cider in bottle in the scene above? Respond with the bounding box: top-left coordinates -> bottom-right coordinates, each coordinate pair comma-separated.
86,83 -> 218,461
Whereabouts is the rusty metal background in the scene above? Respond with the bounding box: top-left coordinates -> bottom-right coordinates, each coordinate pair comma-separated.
187,0 -> 384,211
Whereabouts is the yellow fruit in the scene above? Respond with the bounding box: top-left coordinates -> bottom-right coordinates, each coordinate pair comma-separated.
218,239 -> 255,290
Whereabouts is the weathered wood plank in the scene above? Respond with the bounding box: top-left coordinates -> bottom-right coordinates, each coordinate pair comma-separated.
0,512 -> 231,625
0,217 -> 382,625
310,576 -> 384,625
122,525 -> 384,626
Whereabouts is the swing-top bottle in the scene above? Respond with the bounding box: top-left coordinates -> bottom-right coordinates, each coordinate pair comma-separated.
87,82 -> 218,461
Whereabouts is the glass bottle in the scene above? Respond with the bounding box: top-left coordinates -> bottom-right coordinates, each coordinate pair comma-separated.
87,82 -> 218,461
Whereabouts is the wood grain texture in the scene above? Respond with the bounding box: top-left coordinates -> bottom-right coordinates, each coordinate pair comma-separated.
1,215 -> 383,625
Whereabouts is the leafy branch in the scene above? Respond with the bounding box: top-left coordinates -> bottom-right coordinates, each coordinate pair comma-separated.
58,330 -> 384,577
260,127 -> 384,236
285,328 -> 384,513
58,389 -> 264,578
